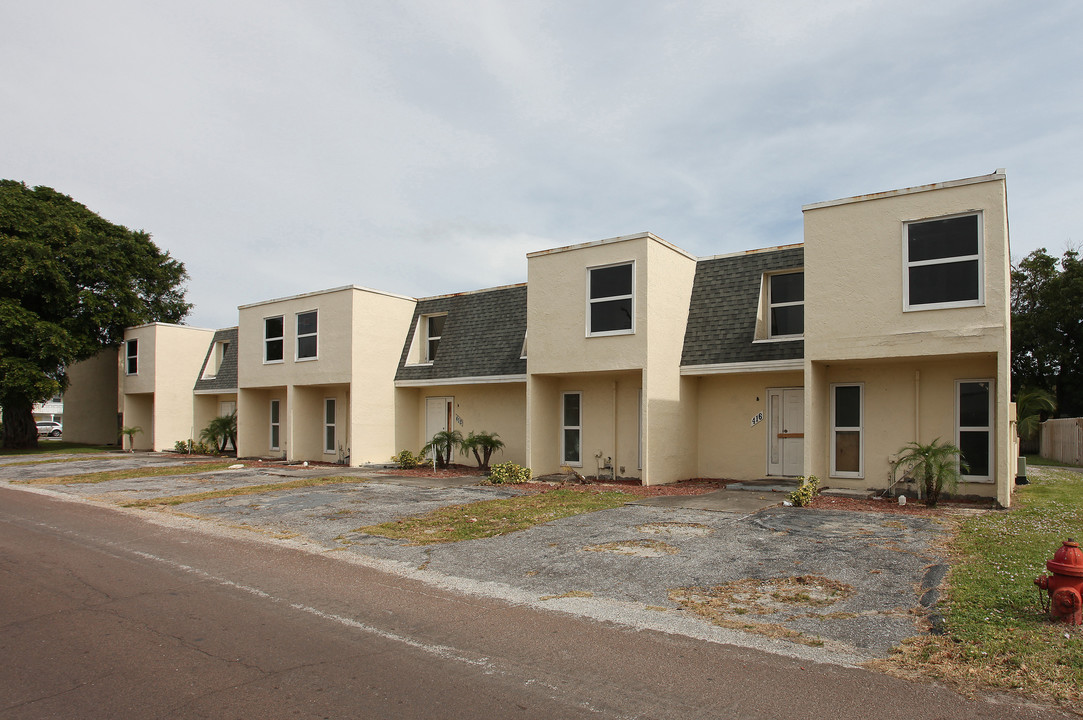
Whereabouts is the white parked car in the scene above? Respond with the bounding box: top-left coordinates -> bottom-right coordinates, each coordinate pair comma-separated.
36,421 -> 63,437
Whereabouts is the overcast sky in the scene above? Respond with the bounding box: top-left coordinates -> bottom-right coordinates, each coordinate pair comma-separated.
4,1 -> 1081,329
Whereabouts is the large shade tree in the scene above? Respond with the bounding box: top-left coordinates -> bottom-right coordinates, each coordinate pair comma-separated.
1011,247 -> 1083,418
0,181 -> 190,449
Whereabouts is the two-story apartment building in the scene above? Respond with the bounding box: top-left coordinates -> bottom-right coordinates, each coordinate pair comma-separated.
71,171 -> 1013,504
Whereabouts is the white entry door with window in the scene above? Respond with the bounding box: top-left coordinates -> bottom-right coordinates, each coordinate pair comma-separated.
767,388 -> 804,476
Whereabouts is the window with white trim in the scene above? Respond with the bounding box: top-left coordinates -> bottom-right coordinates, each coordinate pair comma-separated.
296,311 -> 318,360
587,262 -> 634,335
904,213 -> 983,310
957,379 -> 992,481
425,314 -> 445,362
831,383 -> 863,478
324,398 -> 336,454
125,339 -> 138,375
269,399 -> 281,451
768,272 -> 803,338
562,392 -> 582,465
264,316 -> 284,363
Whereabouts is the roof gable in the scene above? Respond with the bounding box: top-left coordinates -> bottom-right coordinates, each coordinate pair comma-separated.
193,328 -> 238,392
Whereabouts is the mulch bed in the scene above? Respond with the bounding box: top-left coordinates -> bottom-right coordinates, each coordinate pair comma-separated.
809,494 -> 997,516
514,478 -> 729,498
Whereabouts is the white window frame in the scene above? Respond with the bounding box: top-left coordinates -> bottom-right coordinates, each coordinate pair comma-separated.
424,313 -> 447,363
295,310 -> 318,361
956,378 -> 994,483
767,270 -> 804,339
324,397 -> 336,455
269,399 -> 281,451
201,341 -> 229,380
264,316 -> 284,364
561,391 -> 582,466
903,211 -> 984,311
830,383 -> 864,479
125,339 -> 138,375
586,261 -> 635,337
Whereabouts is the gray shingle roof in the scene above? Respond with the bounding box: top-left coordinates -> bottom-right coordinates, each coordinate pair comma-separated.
395,285 -> 527,382
681,247 -> 804,367
193,327 -> 238,392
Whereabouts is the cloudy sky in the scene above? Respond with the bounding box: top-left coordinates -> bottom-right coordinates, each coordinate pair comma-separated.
4,1 -> 1081,329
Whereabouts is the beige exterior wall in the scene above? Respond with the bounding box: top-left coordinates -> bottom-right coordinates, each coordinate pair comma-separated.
525,233 -> 697,484
237,286 -> 415,465
803,173 -> 1012,505
63,349 -> 121,445
237,387 -> 286,460
694,371 -> 804,480
120,323 -> 215,451
193,394 -> 238,448
395,383 -> 527,466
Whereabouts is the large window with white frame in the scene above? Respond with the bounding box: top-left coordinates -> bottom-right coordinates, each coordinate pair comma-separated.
269,399 -> 281,451
296,310 -> 318,360
561,392 -> 582,466
587,262 -> 634,336
324,398 -> 336,454
768,271 -> 803,338
904,213 -> 983,310
957,379 -> 992,481
264,316 -> 284,363
831,383 -> 863,478
125,339 -> 138,375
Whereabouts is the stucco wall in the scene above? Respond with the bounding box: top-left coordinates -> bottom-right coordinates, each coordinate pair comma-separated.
237,387 -> 286,459
63,349 -> 120,445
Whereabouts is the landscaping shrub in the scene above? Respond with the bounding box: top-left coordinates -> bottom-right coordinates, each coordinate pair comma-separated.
489,462 -> 532,484
787,475 -> 820,507
392,449 -> 421,469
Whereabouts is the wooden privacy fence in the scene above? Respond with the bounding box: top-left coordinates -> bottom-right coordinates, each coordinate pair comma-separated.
1040,418 -> 1083,466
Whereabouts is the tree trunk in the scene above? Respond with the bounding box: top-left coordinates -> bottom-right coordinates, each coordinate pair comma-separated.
2,400 -> 39,450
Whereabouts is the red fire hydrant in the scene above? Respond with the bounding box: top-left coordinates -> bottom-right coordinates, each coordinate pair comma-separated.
1035,539 -> 1083,625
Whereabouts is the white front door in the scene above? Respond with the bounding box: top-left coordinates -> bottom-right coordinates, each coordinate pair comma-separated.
767,388 -> 804,476
424,397 -> 452,447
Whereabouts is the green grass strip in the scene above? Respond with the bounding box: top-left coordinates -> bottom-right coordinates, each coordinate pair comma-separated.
0,443 -> 113,457
358,488 -> 630,545
2,455 -> 127,467
887,466 -> 1083,705
15,461 -> 237,485
123,476 -> 367,507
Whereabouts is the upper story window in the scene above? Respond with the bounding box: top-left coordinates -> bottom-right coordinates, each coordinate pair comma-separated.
296,310 -> 318,360
425,314 -> 445,362
588,261 -> 634,336
768,272 -> 803,338
125,339 -> 138,375
264,316 -> 284,363
202,341 -> 229,379
904,213 -> 983,311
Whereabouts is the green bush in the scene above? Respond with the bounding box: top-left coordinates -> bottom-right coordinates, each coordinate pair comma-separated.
787,475 -> 820,507
489,462 -> 532,484
173,440 -> 193,453
174,439 -> 214,455
392,449 -> 421,469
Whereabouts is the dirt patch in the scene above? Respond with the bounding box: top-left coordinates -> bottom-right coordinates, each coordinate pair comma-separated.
584,539 -> 680,557
517,478 -> 728,498
637,521 -> 715,537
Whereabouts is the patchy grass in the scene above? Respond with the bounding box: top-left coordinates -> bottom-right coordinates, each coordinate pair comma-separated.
540,590 -> 594,601
1025,454 -> 1083,470
122,476 -> 368,507
2,455 -> 126,467
357,489 -> 630,545
14,461 -> 237,485
0,442 -> 114,457
879,466 -> 1083,707
584,539 -> 679,557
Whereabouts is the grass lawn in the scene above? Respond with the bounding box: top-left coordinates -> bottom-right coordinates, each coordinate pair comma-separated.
883,466 -> 1083,706
0,442 -> 115,457
123,476 -> 367,507
1025,454 -> 1083,470
14,461 -> 237,485
358,488 -> 631,544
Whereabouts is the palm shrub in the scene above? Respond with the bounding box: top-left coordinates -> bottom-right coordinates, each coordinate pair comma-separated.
200,412 -> 237,454
890,438 -> 967,507
1015,386 -> 1056,454
460,431 -> 505,470
120,426 -> 142,452
423,429 -> 463,469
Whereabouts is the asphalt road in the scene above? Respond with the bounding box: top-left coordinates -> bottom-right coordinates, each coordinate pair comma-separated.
1,487 -> 1071,720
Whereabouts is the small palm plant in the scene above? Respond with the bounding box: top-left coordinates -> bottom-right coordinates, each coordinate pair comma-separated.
460,431 -> 506,470
200,412 -> 238,453
890,438 -> 967,508
423,429 -> 463,469
120,426 -> 142,452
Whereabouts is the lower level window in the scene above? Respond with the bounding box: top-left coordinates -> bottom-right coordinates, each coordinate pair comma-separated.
270,400 -> 281,450
831,383 -> 863,478
324,398 -> 336,454
957,380 -> 992,480
562,392 -> 581,465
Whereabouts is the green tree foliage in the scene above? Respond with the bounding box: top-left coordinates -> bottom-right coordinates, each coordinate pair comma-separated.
0,181 -> 190,449
1012,248 -> 1083,417
1014,386 -> 1056,453
423,430 -> 463,469
459,431 -> 505,470
200,412 -> 237,453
